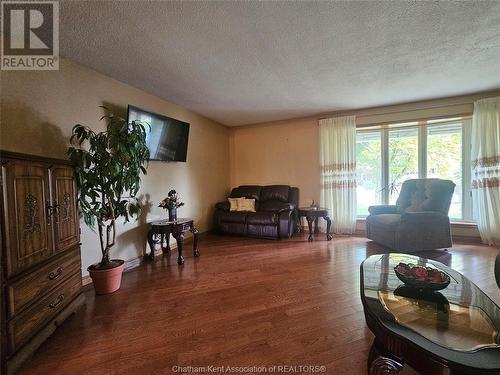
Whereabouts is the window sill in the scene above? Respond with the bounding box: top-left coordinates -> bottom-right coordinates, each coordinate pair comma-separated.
449,221 -> 477,228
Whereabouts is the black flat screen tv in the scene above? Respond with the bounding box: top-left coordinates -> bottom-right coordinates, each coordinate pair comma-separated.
127,105 -> 190,162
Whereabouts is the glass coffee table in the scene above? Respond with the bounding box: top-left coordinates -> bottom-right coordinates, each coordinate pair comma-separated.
360,253 -> 500,375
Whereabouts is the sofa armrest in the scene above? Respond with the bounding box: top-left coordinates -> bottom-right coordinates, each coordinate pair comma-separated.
289,187 -> 299,208
368,205 -> 398,215
278,210 -> 294,238
276,203 -> 295,213
215,201 -> 230,211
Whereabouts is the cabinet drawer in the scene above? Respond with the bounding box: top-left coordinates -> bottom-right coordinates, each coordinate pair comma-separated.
7,249 -> 81,317
7,271 -> 82,353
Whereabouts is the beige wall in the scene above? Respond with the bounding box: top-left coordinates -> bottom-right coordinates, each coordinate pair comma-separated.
0,58 -> 230,275
229,117 -> 320,206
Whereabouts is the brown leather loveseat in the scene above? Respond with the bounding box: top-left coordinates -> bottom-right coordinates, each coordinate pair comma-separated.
214,185 -> 299,239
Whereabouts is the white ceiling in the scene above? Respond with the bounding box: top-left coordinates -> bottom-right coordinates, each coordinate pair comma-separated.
60,1 -> 500,126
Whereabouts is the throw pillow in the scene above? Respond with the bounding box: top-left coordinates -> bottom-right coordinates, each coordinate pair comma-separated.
228,197 -> 243,211
238,198 -> 256,212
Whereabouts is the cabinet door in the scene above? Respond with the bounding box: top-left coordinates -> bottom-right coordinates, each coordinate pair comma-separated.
2,161 -> 54,277
51,165 -> 80,253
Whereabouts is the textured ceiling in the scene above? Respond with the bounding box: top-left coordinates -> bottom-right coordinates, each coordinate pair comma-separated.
60,1 -> 500,126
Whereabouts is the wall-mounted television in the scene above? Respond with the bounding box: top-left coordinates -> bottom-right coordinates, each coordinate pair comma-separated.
127,105 -> 190,162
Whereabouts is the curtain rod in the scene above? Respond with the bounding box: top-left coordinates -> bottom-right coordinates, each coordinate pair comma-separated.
317,102 -> 474,121
354,113 -> 472,128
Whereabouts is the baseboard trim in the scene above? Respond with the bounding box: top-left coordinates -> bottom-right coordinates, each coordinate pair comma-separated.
82,237 -> 193,289
352,230 -> 483,245
451,235 -> 483,244
82,255 -> 144,288
352,230 -> 367,238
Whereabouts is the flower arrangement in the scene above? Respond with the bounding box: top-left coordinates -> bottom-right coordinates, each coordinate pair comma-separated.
159,190 -> 185,210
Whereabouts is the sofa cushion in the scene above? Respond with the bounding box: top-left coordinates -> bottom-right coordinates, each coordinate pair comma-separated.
218,211 -> 248,223
230,185 -> 262,201
261,185 -> 290,202
246,212 -> 278,225
367,214 -> 401,230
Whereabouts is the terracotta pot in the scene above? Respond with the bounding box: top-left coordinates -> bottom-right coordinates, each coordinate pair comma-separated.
88,259 -> 125,295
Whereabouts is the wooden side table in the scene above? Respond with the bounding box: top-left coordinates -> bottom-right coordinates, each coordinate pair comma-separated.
297,207 -> 333,242
147,218 -> 199,265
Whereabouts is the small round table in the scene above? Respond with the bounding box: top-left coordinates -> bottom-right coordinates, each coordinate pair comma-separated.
297,207 -> 332,242
147,218 -> 199,265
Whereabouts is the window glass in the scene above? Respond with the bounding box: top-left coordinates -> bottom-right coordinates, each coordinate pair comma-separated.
427,122 -> 463,219
388,127 -> 419,204
356,131 -> 382,216
355,118 -> 472,221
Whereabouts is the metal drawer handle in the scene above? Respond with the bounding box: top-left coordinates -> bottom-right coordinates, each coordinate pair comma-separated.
48,294 -> 64,309
48,266 -> 63,280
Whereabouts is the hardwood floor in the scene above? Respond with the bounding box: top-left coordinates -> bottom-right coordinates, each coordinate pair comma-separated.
19,234 -> 500,375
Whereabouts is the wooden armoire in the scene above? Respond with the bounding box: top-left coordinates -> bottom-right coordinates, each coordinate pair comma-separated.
0,151 -> 85,375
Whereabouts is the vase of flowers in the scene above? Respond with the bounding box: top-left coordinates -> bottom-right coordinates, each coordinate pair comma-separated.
159,190 -> 184,222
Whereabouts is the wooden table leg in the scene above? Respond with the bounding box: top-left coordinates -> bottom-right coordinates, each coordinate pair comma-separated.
306,216 -> 314,242
367,341 -> 403,375
173,232 -> 185,265
147,228 -> 155,260
325,216 -> 332,240
162,233 -> 171,255
314,217 -> 319,234
190,227 -> 200,257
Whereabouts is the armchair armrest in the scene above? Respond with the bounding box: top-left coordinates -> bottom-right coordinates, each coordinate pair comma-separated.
215,201 -> 230,211
368,205 -> 398,215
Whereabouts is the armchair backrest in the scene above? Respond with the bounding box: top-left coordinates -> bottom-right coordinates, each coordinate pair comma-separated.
396,179 -> 456,215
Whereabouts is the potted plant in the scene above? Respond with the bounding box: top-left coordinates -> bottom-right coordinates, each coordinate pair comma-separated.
159,190 -> 184,221
68,108 -> 150,294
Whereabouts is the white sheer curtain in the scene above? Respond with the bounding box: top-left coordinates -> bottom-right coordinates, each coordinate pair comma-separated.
319,116 -> 357,234
472,97 -> 500,245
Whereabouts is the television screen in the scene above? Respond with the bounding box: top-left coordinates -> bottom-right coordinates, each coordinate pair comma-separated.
127,105 -> 190,162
